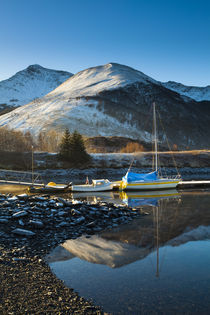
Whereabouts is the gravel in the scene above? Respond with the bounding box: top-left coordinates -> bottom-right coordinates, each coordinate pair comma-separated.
0,192 -> 142,314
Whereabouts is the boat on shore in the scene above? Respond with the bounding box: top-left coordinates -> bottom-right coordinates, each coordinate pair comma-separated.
120,103 -> 181,191
28,181 -> 72,193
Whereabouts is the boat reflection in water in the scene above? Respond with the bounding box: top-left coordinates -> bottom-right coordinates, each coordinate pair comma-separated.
70,191 -> 118,205
47,190 -> 210,313
70,189 -> 180,207
120,189 -> 180,208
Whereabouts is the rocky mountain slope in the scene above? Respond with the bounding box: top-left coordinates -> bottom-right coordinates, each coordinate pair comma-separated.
162,81 -> 210,101
0,62 -> 209,149
0,64 -> 73,111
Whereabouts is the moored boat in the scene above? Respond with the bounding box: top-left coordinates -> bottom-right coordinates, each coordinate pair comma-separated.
120,171 -> 180,191
120,103 -> 181,191
28,181 -> 72,193
71,179 -> 117,192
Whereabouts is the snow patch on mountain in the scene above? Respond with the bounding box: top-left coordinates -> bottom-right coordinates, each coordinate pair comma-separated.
0,63 -> 156,139
0,64 -> 72,107
0,95 -> 150,140
48,62 -> 159,98
1,62 -> 209,148
162,81 -> 210,101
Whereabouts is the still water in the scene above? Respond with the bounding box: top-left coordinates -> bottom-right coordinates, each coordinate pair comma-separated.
47,190 -> 210,314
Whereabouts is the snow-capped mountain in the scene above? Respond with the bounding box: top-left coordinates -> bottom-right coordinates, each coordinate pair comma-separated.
0,63 -> 160,140
50,62 -> 158,97
162,81 -> 210,101
0,62 -> 209,149
0,64 -> 73,109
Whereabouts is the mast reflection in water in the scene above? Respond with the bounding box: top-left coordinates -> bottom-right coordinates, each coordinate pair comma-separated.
46,190 -> 210,314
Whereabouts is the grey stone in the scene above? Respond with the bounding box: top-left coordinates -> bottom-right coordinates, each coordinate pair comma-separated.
86,221 -> 96,227
71,209 -> 81,216
58,222 -> 69,227
55,202 -> 64,208
0,219 -> 9,224
57,211 -> 67,217
12,211 -> 28,218
12,228 -> 36,236
29,220 -> 44,228
8,196 -> 18,201
74,216 -> 85,224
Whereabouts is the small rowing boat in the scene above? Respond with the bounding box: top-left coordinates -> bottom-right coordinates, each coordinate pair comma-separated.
28,181 -> 72,193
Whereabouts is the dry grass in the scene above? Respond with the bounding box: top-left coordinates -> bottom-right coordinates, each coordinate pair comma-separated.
142,150 -> 210,155
0,184 -> 28,194
120,142 -> 145,153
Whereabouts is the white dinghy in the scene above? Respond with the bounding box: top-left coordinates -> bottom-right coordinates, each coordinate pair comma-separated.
71,179 -> 116,192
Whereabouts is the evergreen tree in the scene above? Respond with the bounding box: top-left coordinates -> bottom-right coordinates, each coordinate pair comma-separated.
58,128 -> 71,160
58,129 -> 90,165
70,130 -> 90,165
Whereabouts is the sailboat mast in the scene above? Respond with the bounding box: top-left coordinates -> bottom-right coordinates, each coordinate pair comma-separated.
156,205 -> 159,278
153,102 -> 158,172
32,145 -> 34,185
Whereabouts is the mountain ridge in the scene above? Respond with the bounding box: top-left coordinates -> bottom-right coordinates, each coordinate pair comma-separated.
0,62 -> 209,149
0,64 -> 73,110
162,80 -> 210,101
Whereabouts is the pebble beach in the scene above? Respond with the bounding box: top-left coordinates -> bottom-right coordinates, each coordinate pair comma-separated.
0,192 -> 142,314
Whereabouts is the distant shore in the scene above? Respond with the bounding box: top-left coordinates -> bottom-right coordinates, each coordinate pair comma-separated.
1,150 -> 210,172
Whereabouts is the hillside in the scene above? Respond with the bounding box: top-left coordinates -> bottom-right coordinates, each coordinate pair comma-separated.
0,64 -> 73,112
162,81 -> 210,101
0,63 -> 210,149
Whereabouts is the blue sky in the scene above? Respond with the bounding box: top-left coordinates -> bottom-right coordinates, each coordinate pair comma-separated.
0,0 -> 209,86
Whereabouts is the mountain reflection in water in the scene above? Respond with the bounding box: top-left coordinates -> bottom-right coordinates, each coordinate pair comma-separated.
46,190 -> 181,268
47,190 -> 210,314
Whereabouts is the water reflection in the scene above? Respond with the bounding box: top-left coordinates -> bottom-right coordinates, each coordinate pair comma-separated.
47,234 -> 154,268
120,189 -> 180,207
47,190 -> 180,268
47,190 -> 210,313
71,191 -> 118,204
70,189 -> 180,207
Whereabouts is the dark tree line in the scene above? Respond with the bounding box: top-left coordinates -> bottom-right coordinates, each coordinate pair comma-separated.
0,127 -> 34,152
0,126 -> 90,166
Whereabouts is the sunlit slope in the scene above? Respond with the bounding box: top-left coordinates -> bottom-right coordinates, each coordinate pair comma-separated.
0,62 -> 210,149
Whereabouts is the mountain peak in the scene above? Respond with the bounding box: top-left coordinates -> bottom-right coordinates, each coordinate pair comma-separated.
53,62 -> 157,99
25,64 -> 46,74
0,65 -> 73,108
26,64 -> 43,70
1,62 -> 210,149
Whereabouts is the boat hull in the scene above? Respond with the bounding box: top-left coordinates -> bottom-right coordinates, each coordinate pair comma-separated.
71,184 -> 113,192
28,183 -> 71,193
121,179 -> 180,191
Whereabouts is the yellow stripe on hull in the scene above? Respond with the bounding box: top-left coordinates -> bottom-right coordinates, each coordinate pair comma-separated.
121,180 -> 180,191
120,192 -> 179,199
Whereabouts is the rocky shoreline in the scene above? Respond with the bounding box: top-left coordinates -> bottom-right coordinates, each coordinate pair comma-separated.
0,193 -> 143,314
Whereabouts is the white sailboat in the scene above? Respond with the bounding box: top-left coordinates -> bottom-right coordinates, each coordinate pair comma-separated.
120,103 -> 181,191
